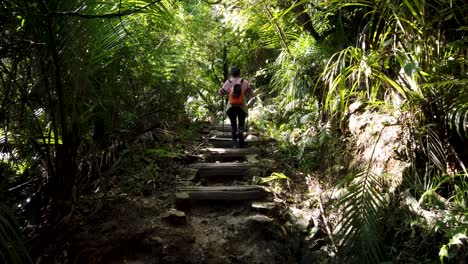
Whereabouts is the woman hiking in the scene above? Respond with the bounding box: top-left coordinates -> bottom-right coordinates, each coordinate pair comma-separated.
219,66 -> 253,148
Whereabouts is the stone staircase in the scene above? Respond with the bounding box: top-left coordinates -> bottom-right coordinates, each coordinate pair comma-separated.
174,123 -> 272,210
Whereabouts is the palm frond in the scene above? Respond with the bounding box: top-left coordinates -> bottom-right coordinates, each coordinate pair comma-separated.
334,170 -> 386,263
270,34 -> 326,108
447,102 -> 468,139
424,125 -> 447,173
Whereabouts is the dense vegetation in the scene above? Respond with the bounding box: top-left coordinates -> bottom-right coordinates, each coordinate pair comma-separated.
1,0 -> 467,263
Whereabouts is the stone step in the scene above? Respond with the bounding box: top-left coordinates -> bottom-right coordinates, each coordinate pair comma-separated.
208,131 -> 253,137
201,147 -> 258,158
189,162 -> 255,177
208,135 -> 261,142
211,125 -> 256,132
209,135 -> 264,144
208,138 -> 256,148
211,125 -> 235,132
209,131 -> 235,137
208,140 -> 238,148
176,185 -> 271,201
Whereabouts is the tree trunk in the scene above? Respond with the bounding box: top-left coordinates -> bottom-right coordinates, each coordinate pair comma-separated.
42,4 -> 79,220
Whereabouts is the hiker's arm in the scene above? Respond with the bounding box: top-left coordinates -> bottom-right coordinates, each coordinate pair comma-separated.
219,81 -> 229,96
245,81 -> 255,107
245,81 -> 254,97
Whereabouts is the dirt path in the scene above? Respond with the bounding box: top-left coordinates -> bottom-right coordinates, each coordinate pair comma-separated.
154,124 -> 294,263
40,124 -> 311,263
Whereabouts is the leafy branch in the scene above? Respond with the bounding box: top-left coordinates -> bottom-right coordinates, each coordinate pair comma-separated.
17,0 -> 163,19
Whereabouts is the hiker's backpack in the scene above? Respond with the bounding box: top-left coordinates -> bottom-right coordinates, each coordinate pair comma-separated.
229,79 -> 244,106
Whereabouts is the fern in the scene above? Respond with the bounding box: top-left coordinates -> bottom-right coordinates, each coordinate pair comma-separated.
334,170 -> 386,263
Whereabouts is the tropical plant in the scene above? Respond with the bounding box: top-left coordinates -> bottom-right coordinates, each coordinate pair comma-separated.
1,0 -> 467,262
315,0 -> 468,262
334,170 -> 386,263
260,172 -> 290,193
0,0 -> 191,223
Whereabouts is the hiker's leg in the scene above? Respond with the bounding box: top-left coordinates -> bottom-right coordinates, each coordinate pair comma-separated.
227,108 -> 238,142
238,109 -> 246,133
237,109 -> 247,147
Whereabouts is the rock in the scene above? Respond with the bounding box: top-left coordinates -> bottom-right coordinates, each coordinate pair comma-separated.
150,236 -> 164,244
289,207 -> 313,231
178,180 -> 195,186
246,154 -> 258,163
348,101 -> 363,113
246,214 -> 284,241
248,214 -> 274,224
251,201 -> 277,212
181,168 -> 198,181
163,209 -> 187,226
245,134 -> 259,141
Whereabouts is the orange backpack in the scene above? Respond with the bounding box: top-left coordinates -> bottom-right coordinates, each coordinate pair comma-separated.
229,79 -> 244,106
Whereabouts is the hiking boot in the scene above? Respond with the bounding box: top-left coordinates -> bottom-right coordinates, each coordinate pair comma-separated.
237,132 -> 245,148
231,132 -> 238,148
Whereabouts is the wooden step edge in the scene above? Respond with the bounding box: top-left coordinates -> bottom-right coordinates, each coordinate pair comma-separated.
178,185 -> 269,191
189,162 -> 256,169
208,137 -> 265,142
176,185 -> 272,201
202,147 -> 259,154
210,124 -> 255,129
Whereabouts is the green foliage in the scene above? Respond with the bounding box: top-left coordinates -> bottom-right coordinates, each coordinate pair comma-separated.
271,34 -> 329,107
447,100 -> 468,139
145,147 -> 181,159
0,0 -> 467,261
116,144 -> 182,195
334,170 -> 387,263
260,172 -> 290,192
304,1 -> 468,261
0,0 -> 201,212
438,217 -> 468,263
